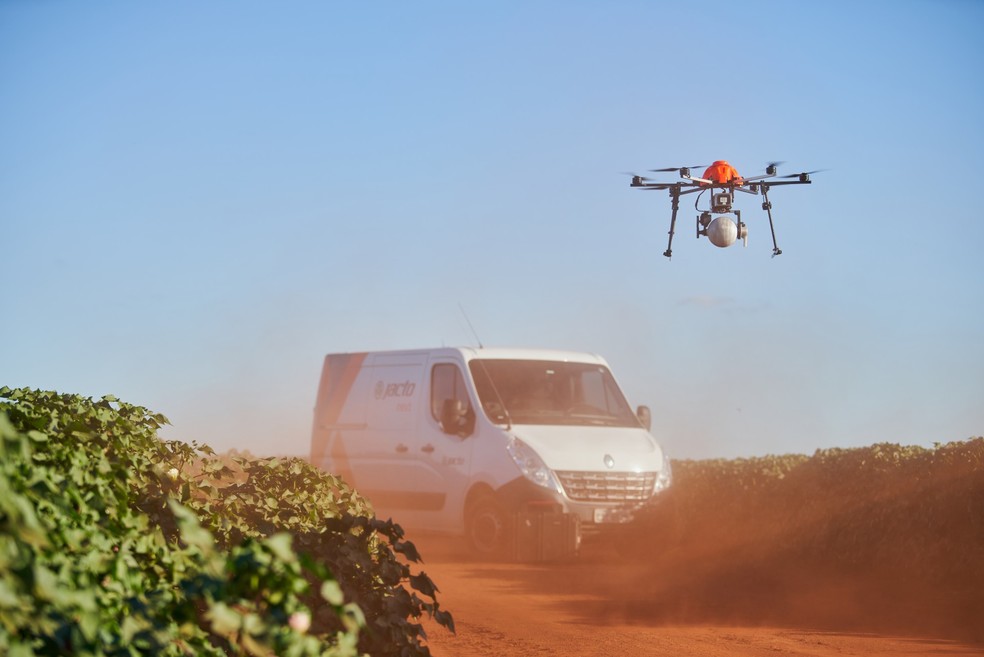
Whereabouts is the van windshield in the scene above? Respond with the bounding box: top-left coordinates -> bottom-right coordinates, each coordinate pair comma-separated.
468,359 -> 641,427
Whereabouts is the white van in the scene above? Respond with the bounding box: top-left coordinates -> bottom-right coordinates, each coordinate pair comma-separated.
309,347 -> 671,555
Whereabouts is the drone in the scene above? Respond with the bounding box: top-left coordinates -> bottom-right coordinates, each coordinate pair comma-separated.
628,160 -> 819,258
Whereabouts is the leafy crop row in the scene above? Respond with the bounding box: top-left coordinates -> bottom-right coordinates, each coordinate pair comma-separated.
638,439 -> 984,558
0,387 -> 453,656
617,437 -> 984,639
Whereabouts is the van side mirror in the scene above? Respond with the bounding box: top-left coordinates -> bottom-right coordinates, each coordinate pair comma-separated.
636,405 -> 652,431
441,398 -> 472,437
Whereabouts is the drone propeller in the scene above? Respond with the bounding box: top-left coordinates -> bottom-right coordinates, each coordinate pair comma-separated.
623,172 -> 679,184
648,165 -> 707,173
778,169 -> 825,179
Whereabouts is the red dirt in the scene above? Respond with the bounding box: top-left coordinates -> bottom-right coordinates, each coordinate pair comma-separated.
413,442 -> 984,656
417,539 -> 984,657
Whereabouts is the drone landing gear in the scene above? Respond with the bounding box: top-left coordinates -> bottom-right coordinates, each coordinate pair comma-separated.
761,185 -> 782,257
663,186 -> 680,259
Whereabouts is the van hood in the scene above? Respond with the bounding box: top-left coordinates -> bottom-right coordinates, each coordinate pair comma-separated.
509,424 -> 665,473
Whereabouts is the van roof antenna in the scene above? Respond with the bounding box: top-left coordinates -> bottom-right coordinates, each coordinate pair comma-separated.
458,303 -> 484,349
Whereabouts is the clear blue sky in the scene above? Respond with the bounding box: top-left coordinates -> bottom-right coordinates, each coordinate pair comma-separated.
2,1 -> 982,459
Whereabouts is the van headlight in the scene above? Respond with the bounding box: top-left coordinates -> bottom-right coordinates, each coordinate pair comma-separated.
506,438 -> 563,494
655,454 -> 672,493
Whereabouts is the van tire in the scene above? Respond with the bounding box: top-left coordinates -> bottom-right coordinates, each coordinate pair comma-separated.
466,495 -> 510,558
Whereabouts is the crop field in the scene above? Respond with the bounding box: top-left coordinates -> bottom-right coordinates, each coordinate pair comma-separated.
0,388 -> 451,657
3,386 -> 981,656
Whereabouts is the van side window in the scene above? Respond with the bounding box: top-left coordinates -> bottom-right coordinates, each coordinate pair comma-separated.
431,364 -> 475,436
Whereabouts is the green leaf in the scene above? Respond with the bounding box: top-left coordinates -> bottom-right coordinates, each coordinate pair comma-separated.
8,643 -> 36,657
0,580 -> 22,607
168,499 -> 213,551
208,602 -> 243,635
320,580 -> 344,606
32,565 -> 60,602
409,572 -> 438,598
265,533 -> 295,563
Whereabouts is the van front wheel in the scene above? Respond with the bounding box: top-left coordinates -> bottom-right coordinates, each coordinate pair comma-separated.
466,496 -> 510,558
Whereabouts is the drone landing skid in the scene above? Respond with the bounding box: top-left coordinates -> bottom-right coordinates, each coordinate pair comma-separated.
663,186 -> 681,259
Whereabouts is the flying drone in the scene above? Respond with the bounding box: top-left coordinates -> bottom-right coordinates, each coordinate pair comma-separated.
628,160 -> 819,258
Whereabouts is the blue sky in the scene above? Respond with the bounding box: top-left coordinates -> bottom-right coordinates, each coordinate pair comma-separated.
2,1 -> 982,459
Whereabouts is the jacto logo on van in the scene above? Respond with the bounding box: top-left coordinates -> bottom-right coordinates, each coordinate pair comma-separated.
374,380 -> 417,400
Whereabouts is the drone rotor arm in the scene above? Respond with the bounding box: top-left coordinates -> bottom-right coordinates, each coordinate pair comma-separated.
765,179 -> 813,186
678,184 -> 706,196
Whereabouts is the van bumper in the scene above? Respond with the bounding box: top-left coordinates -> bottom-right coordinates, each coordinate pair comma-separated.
494,477 -> 651,535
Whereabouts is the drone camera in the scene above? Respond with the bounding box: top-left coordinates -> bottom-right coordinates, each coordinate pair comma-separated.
712,192 -> 733,213
699,212 -> 712,228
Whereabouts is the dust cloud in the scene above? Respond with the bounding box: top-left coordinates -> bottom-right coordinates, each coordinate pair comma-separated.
416,439 -> 984,646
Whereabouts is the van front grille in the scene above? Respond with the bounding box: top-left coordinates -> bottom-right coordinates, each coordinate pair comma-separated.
555,471 -> 657,503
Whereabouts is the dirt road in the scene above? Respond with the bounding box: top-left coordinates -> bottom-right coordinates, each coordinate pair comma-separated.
412,444 -> 984,656
419,541 -> 983,656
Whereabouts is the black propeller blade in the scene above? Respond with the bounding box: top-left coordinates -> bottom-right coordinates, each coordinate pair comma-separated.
624,171 -> 680,190
778,169 -> 825,179
649,164 -> 706,173
623,172 -> 677,185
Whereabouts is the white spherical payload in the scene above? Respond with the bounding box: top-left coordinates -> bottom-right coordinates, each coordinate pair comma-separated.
706,216 -> 738,248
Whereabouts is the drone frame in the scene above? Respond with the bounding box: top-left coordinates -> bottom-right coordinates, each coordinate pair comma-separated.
630,165 -> 813,258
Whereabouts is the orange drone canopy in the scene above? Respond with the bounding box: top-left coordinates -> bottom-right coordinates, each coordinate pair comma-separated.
702,160 -> 742,184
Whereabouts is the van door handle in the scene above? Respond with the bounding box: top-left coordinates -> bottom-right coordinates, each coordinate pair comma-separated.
396,444 -> 409,453
421,444 -> 435,454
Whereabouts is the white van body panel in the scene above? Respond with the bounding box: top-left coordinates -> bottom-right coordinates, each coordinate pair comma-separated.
310,347 -> 670,537
508,425 -> 660,473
